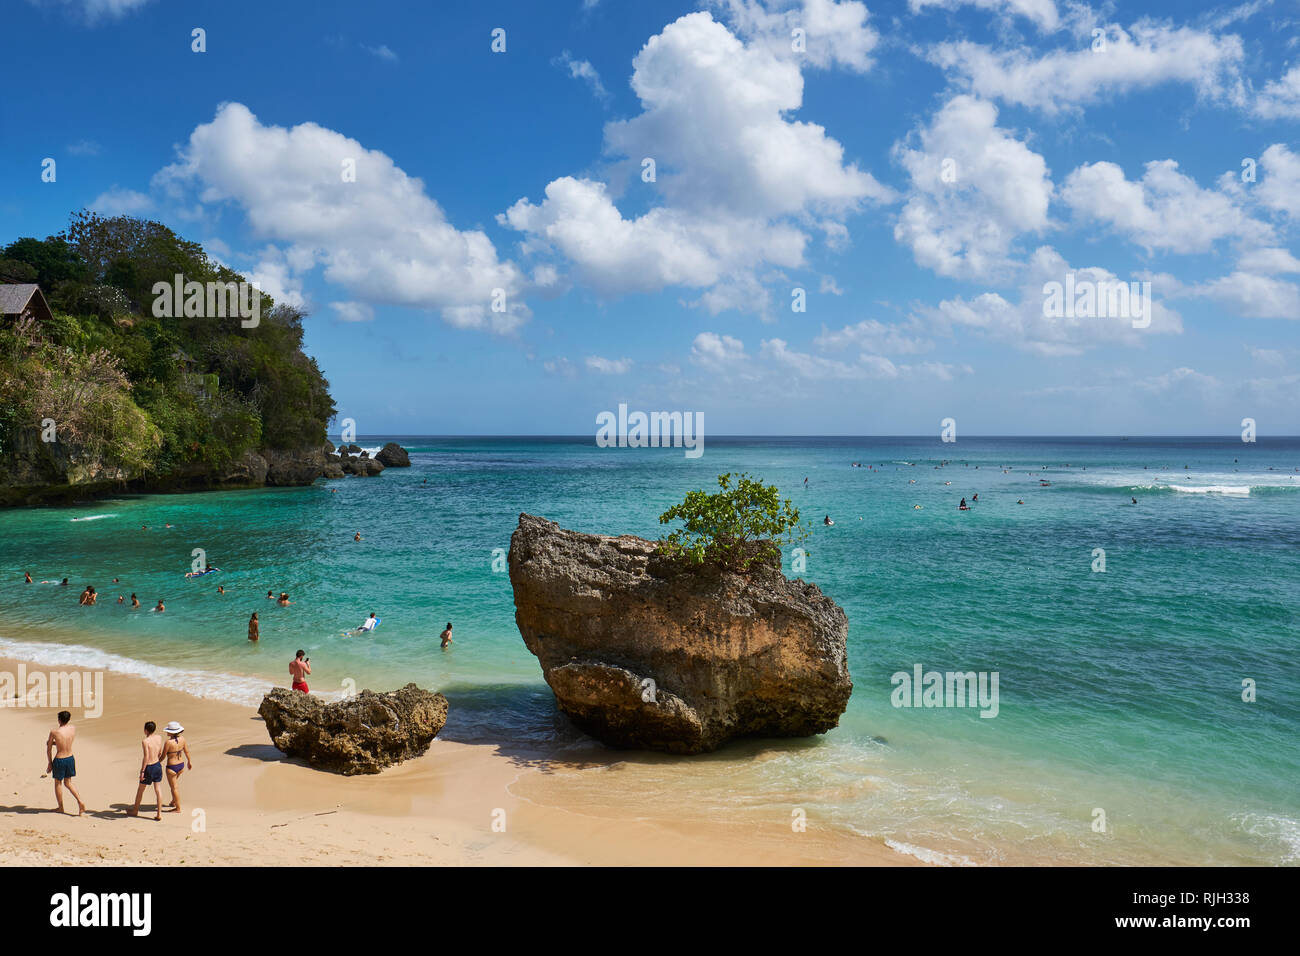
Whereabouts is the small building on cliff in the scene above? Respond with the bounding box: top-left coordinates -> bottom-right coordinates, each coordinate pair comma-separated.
0,283 -> 54,325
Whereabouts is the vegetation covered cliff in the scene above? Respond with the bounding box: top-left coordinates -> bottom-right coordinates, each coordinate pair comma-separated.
0,212 -> 336,505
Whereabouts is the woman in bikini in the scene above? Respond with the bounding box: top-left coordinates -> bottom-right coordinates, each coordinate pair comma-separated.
161,722 -> 192,813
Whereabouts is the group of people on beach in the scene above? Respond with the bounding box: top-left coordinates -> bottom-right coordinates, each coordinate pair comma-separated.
46,712 -> 192,821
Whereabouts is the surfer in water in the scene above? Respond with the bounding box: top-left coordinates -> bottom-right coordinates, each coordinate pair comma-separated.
349,613 -> 379,636
959,498 -> 969,511
823,515 -> 834,526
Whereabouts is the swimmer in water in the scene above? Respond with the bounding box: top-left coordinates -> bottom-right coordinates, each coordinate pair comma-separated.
354,531 -> 362,542
217,585 -> 225,595
1131,497 -> 1137,504
24,572 -> 31,583
1016,499 -> 1024,505
131,594 -> 140,609
278,592 -> 292,606
153,600 -> 165,612
823,515 -> 834,526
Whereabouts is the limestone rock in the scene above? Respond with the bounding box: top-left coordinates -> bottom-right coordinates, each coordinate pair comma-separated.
257,683 -> 448,774
508,513 -> 852,754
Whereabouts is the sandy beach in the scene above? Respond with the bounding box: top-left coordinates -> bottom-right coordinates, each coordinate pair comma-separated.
0,656 -> 913,866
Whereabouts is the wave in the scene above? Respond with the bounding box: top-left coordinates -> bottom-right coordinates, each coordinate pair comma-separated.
0,636 -> 330,708
884,839 -> 977,867
69,514 -> 117,522
1168,484 -> 1251,496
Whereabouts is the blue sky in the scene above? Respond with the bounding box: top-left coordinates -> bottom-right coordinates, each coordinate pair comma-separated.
3,0 -> 1299,435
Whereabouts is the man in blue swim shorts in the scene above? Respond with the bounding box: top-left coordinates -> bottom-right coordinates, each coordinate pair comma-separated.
127,721 -> 164,821
46,710 -> 86,816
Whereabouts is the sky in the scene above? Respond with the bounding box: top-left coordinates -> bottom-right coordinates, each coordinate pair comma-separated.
2,0 -> 1299,436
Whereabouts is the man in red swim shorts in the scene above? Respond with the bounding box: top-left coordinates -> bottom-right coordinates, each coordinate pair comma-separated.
290,649 -> 311,693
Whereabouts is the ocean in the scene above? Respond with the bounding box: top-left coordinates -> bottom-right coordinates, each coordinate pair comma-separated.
1,436 -> 1297,865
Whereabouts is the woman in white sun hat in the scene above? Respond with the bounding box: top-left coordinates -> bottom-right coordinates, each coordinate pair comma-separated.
162,721 -> 192,814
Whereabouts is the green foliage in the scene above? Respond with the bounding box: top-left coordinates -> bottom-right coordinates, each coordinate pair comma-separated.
0,213 -> 336,489
657,472 -> 808,573
0,319 -> 160,478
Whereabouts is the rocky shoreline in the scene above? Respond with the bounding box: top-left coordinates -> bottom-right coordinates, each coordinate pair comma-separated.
0,439 -> 412,507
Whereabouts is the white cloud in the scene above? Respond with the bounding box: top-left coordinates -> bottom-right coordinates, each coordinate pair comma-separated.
691,331 -> 748,366
67,139 -> 101,156
893,95 -> 1052,279
1253,64 -> 1300,119
928,21 -> 1246,115
502,12 -> 891,314
30,0 -> 153,21
585,355 -> 634,374
813,319 -> 934,354
89,186 -> 154,216
920,245 -> 1183,356
1255,144 -> 1300,217
156,102 -> 528,334
1062,159 -> 1272,254
361,44 -> 399,62
1248,346 -> 1285,366
330,301 -> 375,322
543,357 -> 578,378
557,51 -> 609,101
1188,271 -> 1300,319
1238,247 -> 1300,274
909,0 -> 1061,33
709,0 -> 881,73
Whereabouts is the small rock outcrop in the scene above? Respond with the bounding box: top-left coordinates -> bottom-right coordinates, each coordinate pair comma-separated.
263,447 -> 327,486
257,683 -> 448,774
375,442 -> 411,467
508,513 -> 852,754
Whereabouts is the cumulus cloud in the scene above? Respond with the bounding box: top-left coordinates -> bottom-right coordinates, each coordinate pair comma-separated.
708,0 -> 881,73
155,102 -> 528,334
893,95 -> 1052,279
928,21 -> 1246,115
1253,64 -> 1300,120
1255,144 -> 1300,217
1062,158 -> 1272,254
1186,271 -> 1300,319
919,245 -> 1183,356
501,12 -> 891,315
691,331 -> 748,366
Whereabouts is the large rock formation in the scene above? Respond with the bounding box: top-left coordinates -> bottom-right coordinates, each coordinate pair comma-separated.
375,442 -> 411,467
508,513 -> 852,754
257,683 -> 448,774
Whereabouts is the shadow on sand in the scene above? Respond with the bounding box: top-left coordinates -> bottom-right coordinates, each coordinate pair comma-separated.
435,681 -> 827,773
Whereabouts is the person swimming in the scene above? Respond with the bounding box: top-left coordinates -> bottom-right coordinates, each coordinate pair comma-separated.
1131,497 -> 1137,504
823,515 -> 834,526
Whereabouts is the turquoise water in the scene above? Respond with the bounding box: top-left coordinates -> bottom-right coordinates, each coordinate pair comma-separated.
1,436 -> 1297,865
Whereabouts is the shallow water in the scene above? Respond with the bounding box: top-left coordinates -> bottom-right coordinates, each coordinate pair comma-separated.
1,436 -> 1297,864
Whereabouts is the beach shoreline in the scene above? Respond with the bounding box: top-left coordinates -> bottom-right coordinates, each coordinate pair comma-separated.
0,653 -> 917,866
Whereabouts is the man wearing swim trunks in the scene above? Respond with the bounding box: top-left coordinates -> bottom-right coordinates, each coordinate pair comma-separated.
127,721 -> 164,820
290,650 -> 311,693
46,711 -> 86,816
